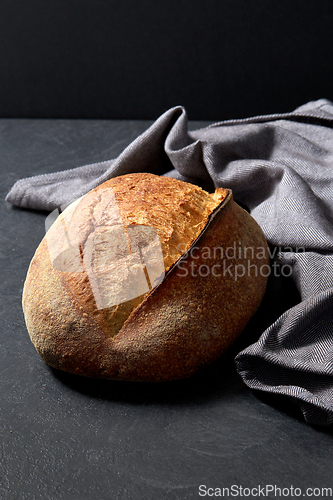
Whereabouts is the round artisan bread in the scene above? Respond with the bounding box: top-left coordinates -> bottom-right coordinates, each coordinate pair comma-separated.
22,173 -> 269,381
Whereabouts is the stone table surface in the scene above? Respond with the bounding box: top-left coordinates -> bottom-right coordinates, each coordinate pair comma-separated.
1,118 -> 333,500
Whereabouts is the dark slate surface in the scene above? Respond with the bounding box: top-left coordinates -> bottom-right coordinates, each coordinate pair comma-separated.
1,119 -> 333,500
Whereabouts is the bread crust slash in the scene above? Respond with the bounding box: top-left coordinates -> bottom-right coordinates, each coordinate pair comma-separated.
22,173 -> 269,381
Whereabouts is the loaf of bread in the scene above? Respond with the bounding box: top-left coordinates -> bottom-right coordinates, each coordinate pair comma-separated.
22,173 -> 269,381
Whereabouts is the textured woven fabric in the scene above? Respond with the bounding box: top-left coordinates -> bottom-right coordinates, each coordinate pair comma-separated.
6,99 -> 333,425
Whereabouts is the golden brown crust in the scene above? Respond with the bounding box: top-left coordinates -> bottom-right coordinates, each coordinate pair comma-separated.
40,173 -> 227,338
22,173 -> 269,381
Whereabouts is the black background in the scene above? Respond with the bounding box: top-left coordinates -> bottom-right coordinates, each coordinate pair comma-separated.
1,0 -> 333,120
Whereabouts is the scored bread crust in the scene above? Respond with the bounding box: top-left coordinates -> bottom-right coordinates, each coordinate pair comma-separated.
22,173 -> 269,381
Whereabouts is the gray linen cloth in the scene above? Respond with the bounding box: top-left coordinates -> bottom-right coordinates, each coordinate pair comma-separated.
6,98 -> 333,426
